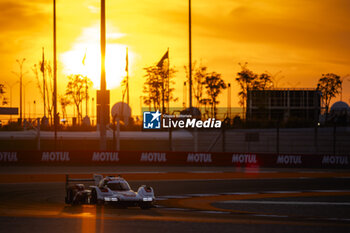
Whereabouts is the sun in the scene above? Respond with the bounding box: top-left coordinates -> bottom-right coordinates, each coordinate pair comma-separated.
61,25 -> 132,89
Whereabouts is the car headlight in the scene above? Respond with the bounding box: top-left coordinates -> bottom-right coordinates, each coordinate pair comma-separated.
143,197 -> 153,202
104,197 -> 118,201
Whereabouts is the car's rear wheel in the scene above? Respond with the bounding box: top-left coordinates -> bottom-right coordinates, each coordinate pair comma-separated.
65,189 -> 74,204
90,189 -> 98,204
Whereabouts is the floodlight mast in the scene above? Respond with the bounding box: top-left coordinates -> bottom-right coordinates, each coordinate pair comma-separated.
189,0 -> 192,110
53,0 -> 58,149
100,0 -> 107,150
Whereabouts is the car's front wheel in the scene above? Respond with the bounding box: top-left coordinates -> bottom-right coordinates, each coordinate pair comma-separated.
90,189 -> 98,204
90,189 -> 104,205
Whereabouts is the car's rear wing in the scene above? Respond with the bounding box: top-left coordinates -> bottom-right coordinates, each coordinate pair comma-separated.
65,174 -> 96,190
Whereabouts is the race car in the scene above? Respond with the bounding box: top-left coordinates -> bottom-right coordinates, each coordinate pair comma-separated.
65,174 -> 155,209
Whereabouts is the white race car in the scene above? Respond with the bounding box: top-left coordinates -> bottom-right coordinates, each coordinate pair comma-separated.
65,174 -> 155,209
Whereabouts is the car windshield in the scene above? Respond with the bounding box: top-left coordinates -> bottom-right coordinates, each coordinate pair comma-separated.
107,182 -> 130,191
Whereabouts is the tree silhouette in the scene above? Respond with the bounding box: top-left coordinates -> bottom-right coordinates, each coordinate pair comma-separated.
0,84 -> 8,106
65,74 -> 92,123
143,66 -> 161,111
202,72 -> 226,118
236,63 -> 256,109
235,63 -> 273,113
317,73 -> 342,116
184,61 -> 207,109
59,96 -> 71,121
142,65 -> 177,113
253,73 -> 273,90
199,98 -> 212,118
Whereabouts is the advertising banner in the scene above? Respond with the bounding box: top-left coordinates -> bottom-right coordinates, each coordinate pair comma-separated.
0,151 -> 349,169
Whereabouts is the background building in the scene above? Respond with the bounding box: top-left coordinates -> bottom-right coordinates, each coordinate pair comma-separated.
246,89 -> 321,122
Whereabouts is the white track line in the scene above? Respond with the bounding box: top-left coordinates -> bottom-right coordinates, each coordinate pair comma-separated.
220,200 -> 350,206
188,171 -> 224,173
261,191 -> 302,194
197,210 -> 230,214
183,194 -> 217,197
159,195 -> 190,199
155,197 -> 169,201
311,189 -> 350,192
226,192 -> 257,195
252,214 -> 288,218
157,190 -> 350,199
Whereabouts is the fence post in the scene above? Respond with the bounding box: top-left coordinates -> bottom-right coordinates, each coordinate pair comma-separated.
314,123 -> 318,154
333,123 -> 336,156
116,117 -> 120,151
37,118 -> 40,150
222,124 -> 226,152
276,122 -> 280,155
169,127 -> 172,151
194,128 -> 198,152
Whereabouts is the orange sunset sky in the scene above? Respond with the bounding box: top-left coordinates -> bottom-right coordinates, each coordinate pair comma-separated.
0,0 -> 350,118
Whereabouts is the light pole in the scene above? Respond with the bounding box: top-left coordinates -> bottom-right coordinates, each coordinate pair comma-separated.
188,0 -> 192,110
53,0 -> 58,148
34,100 -> 36,119
99,0 -> 108,150
91,97 -> 95,125
23,81 -> 32,119
4,81 -> 18,121
228,83 -> 231,118
183,81 -> 187,108
12,58 -> 27,123
85,76 -> 88,117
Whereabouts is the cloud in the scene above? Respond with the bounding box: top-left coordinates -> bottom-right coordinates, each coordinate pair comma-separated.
0,0 -> 51,56
178,0 -> 350,67
0,1 -> 50,33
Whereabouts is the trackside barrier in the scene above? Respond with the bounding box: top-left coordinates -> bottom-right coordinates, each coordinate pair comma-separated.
0,151 -> 349,169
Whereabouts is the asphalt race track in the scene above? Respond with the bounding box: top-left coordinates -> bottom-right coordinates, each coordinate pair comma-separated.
0,166 -> 349,233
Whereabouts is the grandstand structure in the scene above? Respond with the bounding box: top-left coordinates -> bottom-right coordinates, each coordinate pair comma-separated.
246,88 -> 321,121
